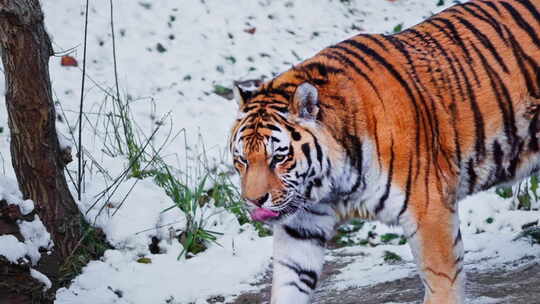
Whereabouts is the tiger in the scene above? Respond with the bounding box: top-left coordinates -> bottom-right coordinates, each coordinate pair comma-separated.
228,0 -> 540,303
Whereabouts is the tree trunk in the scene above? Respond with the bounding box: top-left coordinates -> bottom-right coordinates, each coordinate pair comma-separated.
0,1 -> 84,302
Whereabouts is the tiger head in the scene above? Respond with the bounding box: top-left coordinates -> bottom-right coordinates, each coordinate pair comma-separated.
229,79 -> 342,222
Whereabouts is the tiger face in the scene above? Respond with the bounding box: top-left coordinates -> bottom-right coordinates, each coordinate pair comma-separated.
229,82 -> 335,222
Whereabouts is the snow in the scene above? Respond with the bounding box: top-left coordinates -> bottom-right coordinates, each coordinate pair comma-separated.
328,244 -> 416,289
18,199 -> 35,216
80,177 -> 186,251
57,131 -> 72,151
0,175 -> 23,204
18,216 -> 53,264
0,235 -> 28,264
56,216 -> 273,304
0,176 -> 51,265
31,268 -> 53,291
0,0 -> 538,303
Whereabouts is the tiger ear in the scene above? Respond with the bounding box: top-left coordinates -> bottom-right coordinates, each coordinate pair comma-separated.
233,84 -> 247,107
292,82 -> 319,120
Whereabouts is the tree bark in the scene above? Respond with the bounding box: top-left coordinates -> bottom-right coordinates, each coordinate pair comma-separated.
0,1 -> 83,302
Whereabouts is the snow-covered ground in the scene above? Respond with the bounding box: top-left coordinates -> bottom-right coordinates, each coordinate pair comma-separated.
0,0 -> 539,303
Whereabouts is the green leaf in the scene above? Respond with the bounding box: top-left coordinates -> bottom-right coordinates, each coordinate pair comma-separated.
531,175 -> 539,201
213,84 -> 232,97
514,226 -> 540,244
224,56 -> 236,64
380,233 -> 400,243
383,250 -> 402,263
495,186 -> 513,198
518,193 -> 531,210
136,257 -> 152,264
392,23 -> 403,34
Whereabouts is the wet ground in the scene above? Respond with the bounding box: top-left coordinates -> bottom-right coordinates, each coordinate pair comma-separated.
231,256 -> 540,304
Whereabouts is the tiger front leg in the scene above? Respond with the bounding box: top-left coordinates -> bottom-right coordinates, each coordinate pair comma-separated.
402,198 -> 465,304
270,211 -> 335,304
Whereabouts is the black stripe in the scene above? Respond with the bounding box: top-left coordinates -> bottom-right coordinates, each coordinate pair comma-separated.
430,19 -> 481,87
467,158 -> 477,194
408,29 -> 458,101
278,259 -> 319,290
351,175 -> 364,194
482,0 -> 501,15
451,50 -> 486,159
305,181 -> 314,199
270,136 -> 281,143
358,33 -> 389,51
500,1 -> 540,47
461,2 -> 507,44
287,161 -> 297,171
321,51 -> 383,101
375,140 -> 394,214
285,178 -> 298,186
398,157 -> 413,217
301,143 -> 312,169
516,0 -> 540,27
507,141 -> 524,179
529,111 -> 540,151
263,124 -> 281,131
239,123 -> 255,132
268,105 -> 288,113
286,125 -> 302,141
242,105 -> 256,113
454,16 -> 509,73
327,95 -> 346,105
270,111 -> 290,124
252,88 -> 292,100
299,277 -> 316,290
287,144 -> 295,158
451,104 -> 462,166
427,17 -> 474,66
503,24 -> 540,98
305,207 -> 331,217
452,266 -> 464,283
327,45 -> 373,70
470,43 -> 517,147
285,282 -> 309,295
314,140 -> 323,165
372,118 -> 382,168
453,229 -> 462,246
492,140 -> 506,181
273,82 -> 297,90
283,225 -> 327,246
343,134 -> 363,176
303,61 -> 345,77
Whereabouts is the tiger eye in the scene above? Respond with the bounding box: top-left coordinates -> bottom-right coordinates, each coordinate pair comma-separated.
273,155 -> 286,162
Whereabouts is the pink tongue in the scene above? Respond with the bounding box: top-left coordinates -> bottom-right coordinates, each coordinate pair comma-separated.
251,208 -> 280,222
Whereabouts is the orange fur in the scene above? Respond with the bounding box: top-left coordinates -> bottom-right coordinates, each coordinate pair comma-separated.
230,1 -> 540,302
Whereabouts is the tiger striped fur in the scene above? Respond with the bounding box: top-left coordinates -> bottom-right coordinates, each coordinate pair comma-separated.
228,0 -> 540,303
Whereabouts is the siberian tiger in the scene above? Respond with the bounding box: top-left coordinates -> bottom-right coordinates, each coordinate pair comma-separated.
228,0 -> 540,303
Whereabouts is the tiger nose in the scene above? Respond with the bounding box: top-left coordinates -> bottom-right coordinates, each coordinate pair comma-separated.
245,193 -> 270,207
